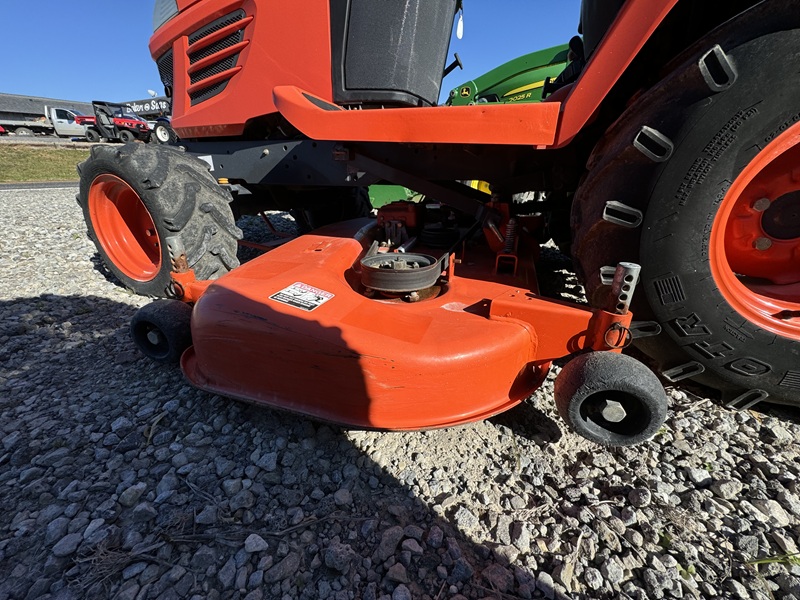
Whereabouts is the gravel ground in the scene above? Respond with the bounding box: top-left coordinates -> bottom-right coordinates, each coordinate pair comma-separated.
1,184 -> 800,600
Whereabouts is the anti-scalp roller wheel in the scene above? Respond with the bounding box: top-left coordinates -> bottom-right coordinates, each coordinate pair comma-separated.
130,300 -> 193,363
554,352 -> 668,446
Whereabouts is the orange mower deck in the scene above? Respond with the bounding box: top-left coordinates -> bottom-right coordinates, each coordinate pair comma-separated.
179,219 -> 632,430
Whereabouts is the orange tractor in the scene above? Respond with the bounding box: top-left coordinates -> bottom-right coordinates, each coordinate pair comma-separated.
78,0 -> 799,445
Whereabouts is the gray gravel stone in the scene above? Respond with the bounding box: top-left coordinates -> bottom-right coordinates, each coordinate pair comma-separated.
685,468 -> 712,487
601,557 -> 624,584
629,488 -> 652,508
218,558 -> 237,589
195,505 -> 218,525
229,490 -> 255,511
710,479 -> 743,500
52,533 -> 82,557
245,534 -> 269,553
482,563 -> 514,593
131,502 -> 157,522
387,563 -> 409,584
449,558 -> 474,584
45,517 -> 70,545
264,552 -> 300,583
333,488 -> 353,507
325,540 -> 356,573
536,571 -> 555,600
426,525 -> 444,549
392,584 -> 412,600
118,482 -> 147,507
191,545 -> 217,569
376,526 -> 404,563
752,499 -> 791,527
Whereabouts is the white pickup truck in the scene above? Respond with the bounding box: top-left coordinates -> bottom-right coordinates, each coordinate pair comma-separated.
0,106 -> 87,137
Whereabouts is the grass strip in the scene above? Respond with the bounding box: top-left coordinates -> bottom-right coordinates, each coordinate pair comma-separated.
0,144 -> 90,183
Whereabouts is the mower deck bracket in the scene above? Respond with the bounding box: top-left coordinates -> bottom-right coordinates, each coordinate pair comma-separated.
489,291 -> 633,362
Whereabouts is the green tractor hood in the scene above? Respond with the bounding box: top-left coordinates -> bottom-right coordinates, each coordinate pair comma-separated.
447,44 -> 569,106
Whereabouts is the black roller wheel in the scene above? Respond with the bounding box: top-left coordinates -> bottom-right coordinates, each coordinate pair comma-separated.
131,300 -> 193,363
119,130 -> 136,143
554,352 -> 668,446
85,128 -> 101,143
77,143 -> 242,297
571,7 -> 800,407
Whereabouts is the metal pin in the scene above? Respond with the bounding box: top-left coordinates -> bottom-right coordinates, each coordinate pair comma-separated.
754,237 -> 773,251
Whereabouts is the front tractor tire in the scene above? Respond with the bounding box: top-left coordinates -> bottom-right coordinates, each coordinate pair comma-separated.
77,144 -> 242,297
571,15 -> 800,407
153,122 -> 178,145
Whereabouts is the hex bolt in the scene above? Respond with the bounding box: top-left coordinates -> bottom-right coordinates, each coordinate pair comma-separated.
600,399 -> 627,423
754,237 -> 773,251
752,197 -> 771,212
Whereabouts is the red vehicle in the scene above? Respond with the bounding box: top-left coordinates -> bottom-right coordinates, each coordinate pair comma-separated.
77,0 -> 799,445
0,125 -> 6,135
76,101 -> 151,143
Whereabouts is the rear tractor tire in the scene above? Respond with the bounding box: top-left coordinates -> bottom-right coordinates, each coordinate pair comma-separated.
77,143 -> 242,297
571,18 -> 800,407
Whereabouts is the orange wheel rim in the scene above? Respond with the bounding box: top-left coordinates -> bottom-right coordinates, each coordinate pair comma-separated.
709,122 -> 800,341
88,174 -> 162,282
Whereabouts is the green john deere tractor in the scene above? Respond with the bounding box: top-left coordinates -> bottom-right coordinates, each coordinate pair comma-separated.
446,43 -> 572,106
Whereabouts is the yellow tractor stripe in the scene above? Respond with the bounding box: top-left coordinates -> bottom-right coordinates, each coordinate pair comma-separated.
503,80 -> 546,97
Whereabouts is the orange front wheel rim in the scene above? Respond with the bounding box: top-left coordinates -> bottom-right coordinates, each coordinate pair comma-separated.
88,174 -> 162,282
710,122 -> 800,341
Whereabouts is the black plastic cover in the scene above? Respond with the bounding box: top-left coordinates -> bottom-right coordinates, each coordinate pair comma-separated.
330,0 -> 457,107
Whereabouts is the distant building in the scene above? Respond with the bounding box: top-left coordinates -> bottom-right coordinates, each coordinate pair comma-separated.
0,93 -> 93,122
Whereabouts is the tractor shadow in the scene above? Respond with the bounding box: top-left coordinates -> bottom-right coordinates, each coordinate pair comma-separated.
0,292 -> 567,600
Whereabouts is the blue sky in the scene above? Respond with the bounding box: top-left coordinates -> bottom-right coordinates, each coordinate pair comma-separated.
0,1 -> 581,103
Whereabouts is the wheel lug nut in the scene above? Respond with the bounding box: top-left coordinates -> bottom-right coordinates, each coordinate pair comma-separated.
752,198 -> 771,212
754,237 -> 773,251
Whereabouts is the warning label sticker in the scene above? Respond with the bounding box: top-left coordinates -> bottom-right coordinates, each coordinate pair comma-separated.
269,282 -> 334,312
